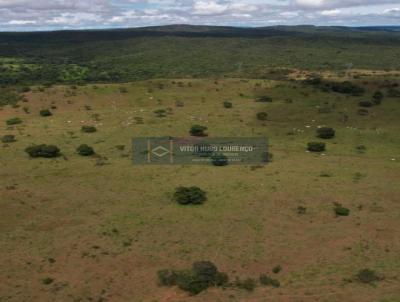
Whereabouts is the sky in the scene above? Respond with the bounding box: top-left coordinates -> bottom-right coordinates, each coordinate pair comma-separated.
0,0 -> 399,31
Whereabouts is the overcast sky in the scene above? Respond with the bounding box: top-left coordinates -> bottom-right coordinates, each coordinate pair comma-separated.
0,0 -> 399,31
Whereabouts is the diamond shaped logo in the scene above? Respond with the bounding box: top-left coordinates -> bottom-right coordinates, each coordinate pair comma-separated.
152,145 -> 170,157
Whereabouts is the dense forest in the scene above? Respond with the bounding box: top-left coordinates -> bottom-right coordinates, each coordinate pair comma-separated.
1,25 -> 400,85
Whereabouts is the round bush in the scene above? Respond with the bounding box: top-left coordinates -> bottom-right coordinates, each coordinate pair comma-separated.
257,112 -> 268,121
40,109 -> 52,117
1,135 -> 16,143
189,125 -> 207,137
356,269 -> 381,284
316,127 -> 335,139
307,142 -> 326,152
81,125 -> 97,133
174,186 -> 207,205
334,205 -> 350,216
223,101 -> 233,108
25,144 -> 60,158
77,144 -> 95,156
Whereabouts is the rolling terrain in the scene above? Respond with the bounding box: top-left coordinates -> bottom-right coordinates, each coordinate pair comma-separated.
0,26 -> 400,301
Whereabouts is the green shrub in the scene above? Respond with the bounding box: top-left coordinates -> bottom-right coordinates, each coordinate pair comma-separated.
25,145 -> 60,158
176,270 -> 209,295
259,274 -> 280,287
77,144 -> 95,156
356,269 -> 382,284
358,101 -> 373,108
42,277 -> 54,285
174,186 -> 207,205
81,125 -> 97,133
272,265 -> 282,274
235,278 -> 256,291
157,261 -> 228,295
192,261 -> 218,283
307,142 -> 326,152
257,112 -> 268,121
256,96 -> 273,102
223,101 -> 233,108
190,125 -> 207,137
40,109 -> 52,117
1,135 -> 16,143
331,81 -> 365,95
6,117 -> 22,125
316,127 -> 335,139
211,153 -> 228,166
334,204 -> 350,216
372,91 -> 384,104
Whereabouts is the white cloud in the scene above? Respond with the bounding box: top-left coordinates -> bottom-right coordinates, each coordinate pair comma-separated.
193,1 -> 228,15
0,0 -> 399,30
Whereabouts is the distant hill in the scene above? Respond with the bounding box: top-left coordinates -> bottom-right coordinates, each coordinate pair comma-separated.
0,24 -> 399,85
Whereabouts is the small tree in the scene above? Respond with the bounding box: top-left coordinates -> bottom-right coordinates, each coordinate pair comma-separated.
77,144 -> 95,156
190,125 -> 207,137
307,142 -> 326,152
174,186 -> 207,205
40,109 -> 52,117
81,125 -> 97,133
25,145 -> 60,158
316,127 -> 335,139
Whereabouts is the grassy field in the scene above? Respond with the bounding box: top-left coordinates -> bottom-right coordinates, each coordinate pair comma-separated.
1,73 -> 400,301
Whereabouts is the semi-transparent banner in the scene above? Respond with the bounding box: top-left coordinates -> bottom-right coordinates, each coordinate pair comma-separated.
132,137 -> 268,165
